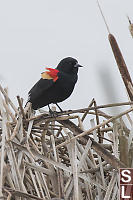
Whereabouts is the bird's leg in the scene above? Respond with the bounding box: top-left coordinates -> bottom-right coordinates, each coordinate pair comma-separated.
48,104 -> 53,114
55,103 -> 63,112
48,104 -> 57,117
56,103 -> 71,116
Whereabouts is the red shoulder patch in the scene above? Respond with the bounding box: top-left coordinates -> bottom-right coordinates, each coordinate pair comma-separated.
46,68 -> 59,82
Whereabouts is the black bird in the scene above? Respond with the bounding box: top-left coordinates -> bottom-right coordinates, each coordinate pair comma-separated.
28,57 -> 83,110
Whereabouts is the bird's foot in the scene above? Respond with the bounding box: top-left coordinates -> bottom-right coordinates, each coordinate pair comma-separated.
49,109 -> 59,118
48,104 -> 58,117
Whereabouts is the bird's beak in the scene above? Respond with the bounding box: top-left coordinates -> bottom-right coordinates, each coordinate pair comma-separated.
77,64 -> 83,68
74,63 -> 83,68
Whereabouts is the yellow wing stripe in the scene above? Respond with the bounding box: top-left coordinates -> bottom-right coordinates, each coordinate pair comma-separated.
41,72 -> 53,80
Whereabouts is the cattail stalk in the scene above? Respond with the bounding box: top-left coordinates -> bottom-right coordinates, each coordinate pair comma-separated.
108,33 -> 133,101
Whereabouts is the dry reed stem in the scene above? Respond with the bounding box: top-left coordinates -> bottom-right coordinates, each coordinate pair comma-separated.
93,99 -> 101,143
91,119 -> 106,187
17,95 -> 26,120
29,101 -> 133,122
103,171 -> 117,200
81,98 -> 95,121
0,84 -> 19,115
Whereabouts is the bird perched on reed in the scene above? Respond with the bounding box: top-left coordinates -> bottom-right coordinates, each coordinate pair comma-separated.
28,57 -> 83,111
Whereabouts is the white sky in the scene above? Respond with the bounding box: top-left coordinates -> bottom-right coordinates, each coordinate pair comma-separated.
0,0 -> 133,114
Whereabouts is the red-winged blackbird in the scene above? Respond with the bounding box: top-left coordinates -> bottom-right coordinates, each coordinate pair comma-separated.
28,57 -> 83,110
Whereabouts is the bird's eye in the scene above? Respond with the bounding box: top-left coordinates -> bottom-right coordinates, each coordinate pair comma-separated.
74,62 -> 78,68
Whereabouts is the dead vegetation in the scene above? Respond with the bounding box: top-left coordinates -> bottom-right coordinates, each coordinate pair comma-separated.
0,79 -> 133,200
0,3 -> 133,200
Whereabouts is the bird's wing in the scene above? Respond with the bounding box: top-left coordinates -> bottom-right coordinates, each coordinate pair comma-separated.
28,78 -> 54,102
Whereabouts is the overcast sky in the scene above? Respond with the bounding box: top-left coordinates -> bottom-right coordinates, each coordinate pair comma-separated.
0,0 -> 133,114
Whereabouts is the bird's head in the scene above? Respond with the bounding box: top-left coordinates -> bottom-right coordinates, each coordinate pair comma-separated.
41,57 -> 83,82
56,57 -> 83,74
